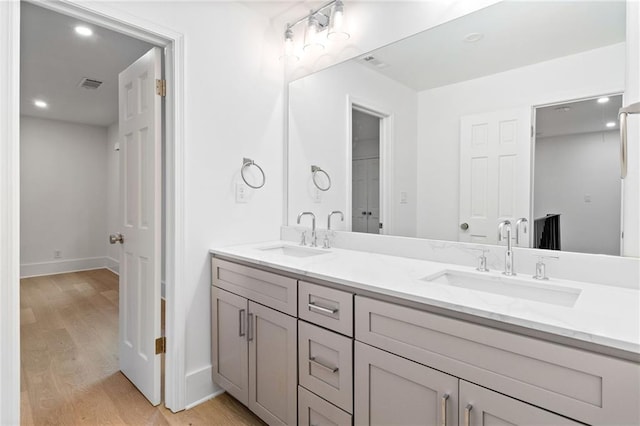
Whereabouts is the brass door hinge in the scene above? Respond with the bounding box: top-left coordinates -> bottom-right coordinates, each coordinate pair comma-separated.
156,79 -> 166,97
155,336 -> 166,354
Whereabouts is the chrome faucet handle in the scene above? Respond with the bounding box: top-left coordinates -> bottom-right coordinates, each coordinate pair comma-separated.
533,255 -> 559,280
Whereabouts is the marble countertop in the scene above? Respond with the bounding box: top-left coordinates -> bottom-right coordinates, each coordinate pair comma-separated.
210,241 -> 640,359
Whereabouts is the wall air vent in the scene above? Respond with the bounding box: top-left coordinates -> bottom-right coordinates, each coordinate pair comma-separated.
78,77 -> 103,90
360,55 -> 389,69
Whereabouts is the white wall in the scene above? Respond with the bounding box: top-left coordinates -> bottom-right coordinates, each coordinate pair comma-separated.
416,43 -> 626,242
20,116 -> 109,277
534,131 -> 621,256
106,122 -> 119,273
288,60 -> 417,236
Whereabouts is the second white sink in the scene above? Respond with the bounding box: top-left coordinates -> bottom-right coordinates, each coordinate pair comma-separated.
421,270 -> 581,307
258,244 -> 329,258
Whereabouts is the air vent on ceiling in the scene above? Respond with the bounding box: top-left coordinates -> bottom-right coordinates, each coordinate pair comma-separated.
360,55 -> 389,69
78,77 -> 103,90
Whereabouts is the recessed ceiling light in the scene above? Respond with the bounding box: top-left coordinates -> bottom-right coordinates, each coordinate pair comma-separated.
554,106 -> 571,112
463,32 -> 484,43
597,97 -> 610,104
606,121 -> 616,128
34,100 -> 48,108
74,26 -> 93,37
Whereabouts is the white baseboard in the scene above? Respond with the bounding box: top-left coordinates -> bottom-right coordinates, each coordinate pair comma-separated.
20,256 -> 109,278
106,256 -> 119,275
185,365 -> 224,409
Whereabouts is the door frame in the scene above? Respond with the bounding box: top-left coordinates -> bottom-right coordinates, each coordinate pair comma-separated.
346,95 -> 393,234
0,0 -> 187,418
530,92 -> 625,252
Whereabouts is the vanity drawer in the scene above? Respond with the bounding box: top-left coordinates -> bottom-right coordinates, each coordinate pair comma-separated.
298,386 -> 352,426
212,257 -> 297,316
299,321 -> 353,413
355,295 -> 640,426
299,281 -> 353,336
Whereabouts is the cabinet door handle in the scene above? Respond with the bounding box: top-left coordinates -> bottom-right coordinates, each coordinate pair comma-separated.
238,309 -> 245,337
309,356 -> 339,373
307,302 -> 338,315
440,394 -> 449,426
464,404 -> 473,426
247,312 -> 254,342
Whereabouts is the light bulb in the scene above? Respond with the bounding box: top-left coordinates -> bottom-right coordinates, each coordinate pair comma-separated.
34,99 -> 48,108
303,13 -> 325,52
74,25 -> 93,37
280,25 -> 299,61
328,0 -> 349,40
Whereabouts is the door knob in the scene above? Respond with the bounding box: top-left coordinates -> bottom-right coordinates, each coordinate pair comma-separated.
109,233 -> 124,244
460,223 -> 469,230
361,211 -> 367,215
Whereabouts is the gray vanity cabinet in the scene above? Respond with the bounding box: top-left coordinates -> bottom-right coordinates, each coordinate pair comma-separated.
354,341 -> 458,426
211,258 -> 298,426
459,381 -> 582,426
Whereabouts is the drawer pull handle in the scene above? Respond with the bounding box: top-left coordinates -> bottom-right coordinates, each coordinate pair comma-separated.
247,312 -> 254,342
441,394 -> 448,426
307,302 -> 338,315
309,356 -> 339,373
464,404 -> 472,426
239,309 -> 245,337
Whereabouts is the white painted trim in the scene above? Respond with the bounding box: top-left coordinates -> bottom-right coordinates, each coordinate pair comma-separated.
9,0 -> 188,414
0,2 -> 21,423
184,366 -> 224,409
20,256 -> 111,278
346,95 -> 394,235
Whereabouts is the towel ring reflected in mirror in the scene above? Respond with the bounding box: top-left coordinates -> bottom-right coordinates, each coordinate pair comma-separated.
311,165 -> 331,191
241,157 -> 266,189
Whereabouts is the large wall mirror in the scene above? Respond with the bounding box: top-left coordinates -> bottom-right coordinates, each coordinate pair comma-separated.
288,0 -> 633,256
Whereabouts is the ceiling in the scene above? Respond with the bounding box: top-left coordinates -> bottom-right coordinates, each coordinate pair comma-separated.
357,1 -> 626,91
20,2 -> 155,127
536,95 -> 623,139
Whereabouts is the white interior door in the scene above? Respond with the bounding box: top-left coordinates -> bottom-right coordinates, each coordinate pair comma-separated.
116,47 -> 162,405
459,108 -> 531,246
352,158 -> 380,234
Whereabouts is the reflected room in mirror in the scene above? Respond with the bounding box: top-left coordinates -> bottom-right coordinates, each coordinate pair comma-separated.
287,0 -> 633,256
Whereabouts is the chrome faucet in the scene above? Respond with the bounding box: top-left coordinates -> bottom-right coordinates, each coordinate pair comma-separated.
515,217 -> 528,245
297,212 -> 317,247
324,210 -> 344,249
498,220 -> 515,276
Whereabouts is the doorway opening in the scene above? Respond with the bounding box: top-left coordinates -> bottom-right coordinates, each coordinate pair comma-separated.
532,94 -> 623,255
19,1 -> 169,416
351,106 -> 384,234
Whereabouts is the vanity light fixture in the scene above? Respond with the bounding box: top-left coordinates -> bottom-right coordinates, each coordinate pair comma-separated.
74,25 -> 93,37
328,0 -> 350,40
597,97 -> 610,104
34,99 -> 48,108
281,0 -> 350,60
280,25 -> 299,61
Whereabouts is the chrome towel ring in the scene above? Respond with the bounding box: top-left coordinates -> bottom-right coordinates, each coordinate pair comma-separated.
241,157 -> 265,189
311,165 -> 331,191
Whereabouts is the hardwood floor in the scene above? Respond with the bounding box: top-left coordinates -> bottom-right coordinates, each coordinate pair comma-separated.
20,269 -> 265,425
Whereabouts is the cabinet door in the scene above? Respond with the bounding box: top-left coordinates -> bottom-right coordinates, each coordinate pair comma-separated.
460,381 -> 583,426
248,301 -> 297,426
211,287 -> 249,405
354,341 -> 458,426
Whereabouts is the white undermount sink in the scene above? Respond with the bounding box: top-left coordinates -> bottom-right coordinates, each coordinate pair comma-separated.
421,270 -> 582,307
258,244 -> 329,258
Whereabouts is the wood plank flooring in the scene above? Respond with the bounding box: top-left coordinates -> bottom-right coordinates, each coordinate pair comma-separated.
20,269 -> 265,425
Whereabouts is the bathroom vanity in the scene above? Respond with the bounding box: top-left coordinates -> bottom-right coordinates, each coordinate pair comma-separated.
211,241 -> 640,426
